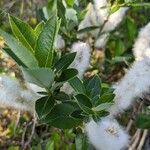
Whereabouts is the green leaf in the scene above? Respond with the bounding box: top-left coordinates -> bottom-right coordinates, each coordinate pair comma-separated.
136,114 -> 150,129
3,47 -> 26,67
35,15 -> 60,67
69,77 -> 86,94
92,103 -> 113,112
9,15 -> 36,53
8,146 -> 19,150
95,93 -> 115,106
58,68 -> 78,82
75,134 -> 88,150
46,139 -> 54,150
84,75 -> 101,101
57,1 -> 66,26
34,21 -> 45,37
65,0 -> 75,7
55,92 -> 70,102
36,96 -> 55,119
126,16 -> 137,41
0,29 -> 38,68
54,52 -> 76,73
22,68 -> 54,88
75,94 -> 93,114
42,103 -> 82,129
50,116 -> 82,129
114,39 -> 125,56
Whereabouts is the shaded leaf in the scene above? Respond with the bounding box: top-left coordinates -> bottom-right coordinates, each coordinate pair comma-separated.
22,68 -> 54,88
36,96 -> 55,119
58,68 -> 78,82
54,52 -> 76,73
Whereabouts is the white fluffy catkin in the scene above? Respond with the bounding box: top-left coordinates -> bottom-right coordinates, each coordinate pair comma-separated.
60,41 -> 91,94
85,117 -> 129,150
0,75 -> 41,113
133,22 -> 150,61
70,41 -> 91,78
78,0 -> 128,48
110,22 -> 150,115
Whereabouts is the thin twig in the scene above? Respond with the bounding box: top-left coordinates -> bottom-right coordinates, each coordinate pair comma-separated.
129,129 -> 142,150
137,130 -> 148,150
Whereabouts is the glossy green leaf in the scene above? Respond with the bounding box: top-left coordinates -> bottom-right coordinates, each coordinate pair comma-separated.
42,103 -> 82,128
22,68 -> 54,88
75,94 -> 93,114
36,96 -> 55,119
9,15 -> 36,53
54,52 -> 76,73
58,68 -> 78,82
35,15 -> 60,67
69,77 -> 86,94
84,75 -> 101,100
0,29 -> 38,68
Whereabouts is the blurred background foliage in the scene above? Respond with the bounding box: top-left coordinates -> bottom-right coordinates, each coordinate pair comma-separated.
0,0 -> 150,149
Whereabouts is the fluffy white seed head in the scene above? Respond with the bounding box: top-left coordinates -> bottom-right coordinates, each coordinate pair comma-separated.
109,58 -> 150,115
0,75 -> 41,112
0,75 -> 21,108
133,22 -> 150,61
94,33 -> 110,48
78,0 -> 128,48
70,41 -> 91,78
85,117 -> 129,150
61,41 -> 91,94
55,35 -> 65,50
102,7 -> 128,33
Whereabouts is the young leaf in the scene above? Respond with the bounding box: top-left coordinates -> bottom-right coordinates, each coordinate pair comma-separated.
22,68 -> 54,88
57,68 -> 78,82
54,52 -> 76,73
9,15 -> 36,53
35,15 -> 61,67
69,77 -> 86,94
0,29 -> 38,68
34,21 -> 45,37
